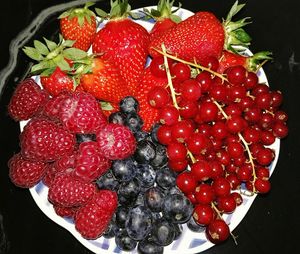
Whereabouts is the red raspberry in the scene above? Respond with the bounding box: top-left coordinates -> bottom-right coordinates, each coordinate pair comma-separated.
53,205 -> 77,218
75,189 -> 117,239
41,91 -> 72,121
42,152 -> 76,187
74,141 -> 111,182
20,117 -> 76,162
48,173 -> 96,207
58,91 -> 107,134
8,153 -> 47,188
8,78 -> 49,121
96,123 -> 136,160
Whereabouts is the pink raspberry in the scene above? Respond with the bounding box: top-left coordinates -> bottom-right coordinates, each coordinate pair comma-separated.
75,189 -> 117,239
74,141 -> 111,182
8,153 -> 47,188
20,117 -> 76,162
48,173 -> 96,207
96,123 -> 136,160
58,91 -> 107,134
8,78 -> 49,121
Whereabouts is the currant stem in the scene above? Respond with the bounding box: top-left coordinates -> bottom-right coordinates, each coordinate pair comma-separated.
153,47 -> 228,82
161,44 -> 180,110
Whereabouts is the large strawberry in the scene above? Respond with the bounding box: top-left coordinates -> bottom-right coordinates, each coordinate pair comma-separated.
23,36 -> 88,96
142,0 -> 181,41
79,56 -> 130,103
59,2 -> 97,51
134,67 -> 168,131
92,0 -> 150,95
149,1 -> 252,64
218,50 -> 272,73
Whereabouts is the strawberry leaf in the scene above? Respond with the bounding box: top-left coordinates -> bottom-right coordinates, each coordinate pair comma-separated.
23,46 -> 44,61
63,48 -> 88,60
40,67 -> 56,77
170,14 -> 181,23
53,55 -> 71,71
95,8 -> 109,18
62,39 -> 75,48
34,40 -> 49,55
43,38 -> 58,51
100,101 -> 114,111
31,61 -> 52,74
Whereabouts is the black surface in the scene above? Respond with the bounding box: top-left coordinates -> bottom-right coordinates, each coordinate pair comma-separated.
0,0 -> 300,254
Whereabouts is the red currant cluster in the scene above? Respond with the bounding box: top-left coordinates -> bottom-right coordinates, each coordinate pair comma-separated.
147,48 -> 288,244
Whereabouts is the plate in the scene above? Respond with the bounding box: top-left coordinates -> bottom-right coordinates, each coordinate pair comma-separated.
18,6 -> 280,254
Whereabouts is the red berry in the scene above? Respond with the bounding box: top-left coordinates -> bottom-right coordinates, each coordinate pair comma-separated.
168,159 -> 188,172
150,56 -> 173,78
193,204 -> 215,226
186,132 -> 211,156
198,101 -> 218,122
180,79 -> 202,101
201,56 -> 219,71
226,142 -> 244,158
226,115 -> 247,134
179,100 -> 198,119
256,148 -> 274,166
244,71 -> 258,89
157,125 -> 173,145
148,86 -> 170,108
273,121 -> 289,138
166,142 -> 187,162
254,178 -> 271,194
170,62 -> 191,83
212,177 -> 231,197
176,172 -> 197,194
225,65 -> 247,85
196,71 -> 213,93
159,106 -> 180,125
217,195 -> 236,213
195,183 -> 215,205
206,219 -> 230,244
191,160 -> 212,182
171,120 -> 194,143
230,192 -> 243,206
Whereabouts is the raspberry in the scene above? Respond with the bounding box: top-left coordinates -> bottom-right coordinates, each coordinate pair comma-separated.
20,117 -> 76,162
96,123 -> 136,160
58,91 -> 107,134
53,205 -> 77,218
74,141 -> 111,182
8,153 -> 47,188
42,152 -> 76,187
75,189 -> 117,239
48,173 -> 96,207
8,78 -> 49,121
41,91 -> 72,121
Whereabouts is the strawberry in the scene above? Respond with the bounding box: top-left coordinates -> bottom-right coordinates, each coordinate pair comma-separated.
8,153 -> 47,188
8,78 -> 49,121
143,0 -> 181,41
20,117 -> 76,162
48,173 -> 96,207
149,2 -> 252,64
23,36 -> 88,96
59,2 -> 97,51
96,123 -> 136,160
134,67 -> 168,131
79,56 -> 130,103
218,50 -> 272,73
75,189 -> 117,239
58,91 -> 107,134
92,0 -> 150,95
73,141 -> 111,182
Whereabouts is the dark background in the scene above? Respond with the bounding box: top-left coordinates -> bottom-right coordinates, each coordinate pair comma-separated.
1,0 -> 299,253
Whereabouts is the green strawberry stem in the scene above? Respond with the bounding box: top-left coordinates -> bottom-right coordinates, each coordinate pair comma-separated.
247,51 -> 273,72
95,0 -> 133,20
223,1 -> 252,53
142,0 -> 182,23
154,47 -> 228,82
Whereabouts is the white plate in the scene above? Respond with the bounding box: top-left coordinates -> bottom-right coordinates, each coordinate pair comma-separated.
19,6 -> 280,254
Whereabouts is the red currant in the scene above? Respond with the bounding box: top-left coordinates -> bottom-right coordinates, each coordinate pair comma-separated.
180,79 -> 202,101
157,125 -> 173,145
206,219 -> 230,244
212,177 -> 231,197
217,195 -> 236,213
171,120 -> 194,143
166,142 -> 187,162
159,106 -> 179,125
170,62 -> 191,83
225,65 -> 247,85
195,183 -> 215,205
193,204 -> 215,226
191,160 -> 212,182
148,86 -> 170,108
176,172 -> 197,194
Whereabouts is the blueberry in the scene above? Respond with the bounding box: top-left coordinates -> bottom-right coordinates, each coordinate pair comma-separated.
118,178 -> 141,207
134,140 -> 156,163
173,223 -> 183,240
187,217 -> 206,233
103,216 -> 117,239
136,164 -> 156,188
109,111 -> 126,125
96,170 -> 119,191
115,229 -> 137,251
166,186 -> 182,195
163,193 -> 193,224
112,158 -> 136,182
135,131 -> 150,142
150,123 -> 161,144
125,113 -> 143,133
150,219 -> 175,246
144,187 -> 165,212
150,144 -> 168,168
155,166 -> 177,190
137,239 -> 164,254
75,133 -> 96,144
120,96 -> 139,114
125,205 -> 153,241
135,192 -> 146,206
116,206 -> 129,228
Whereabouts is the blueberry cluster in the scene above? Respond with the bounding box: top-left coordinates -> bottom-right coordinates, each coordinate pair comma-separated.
96,96 -> 194,254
